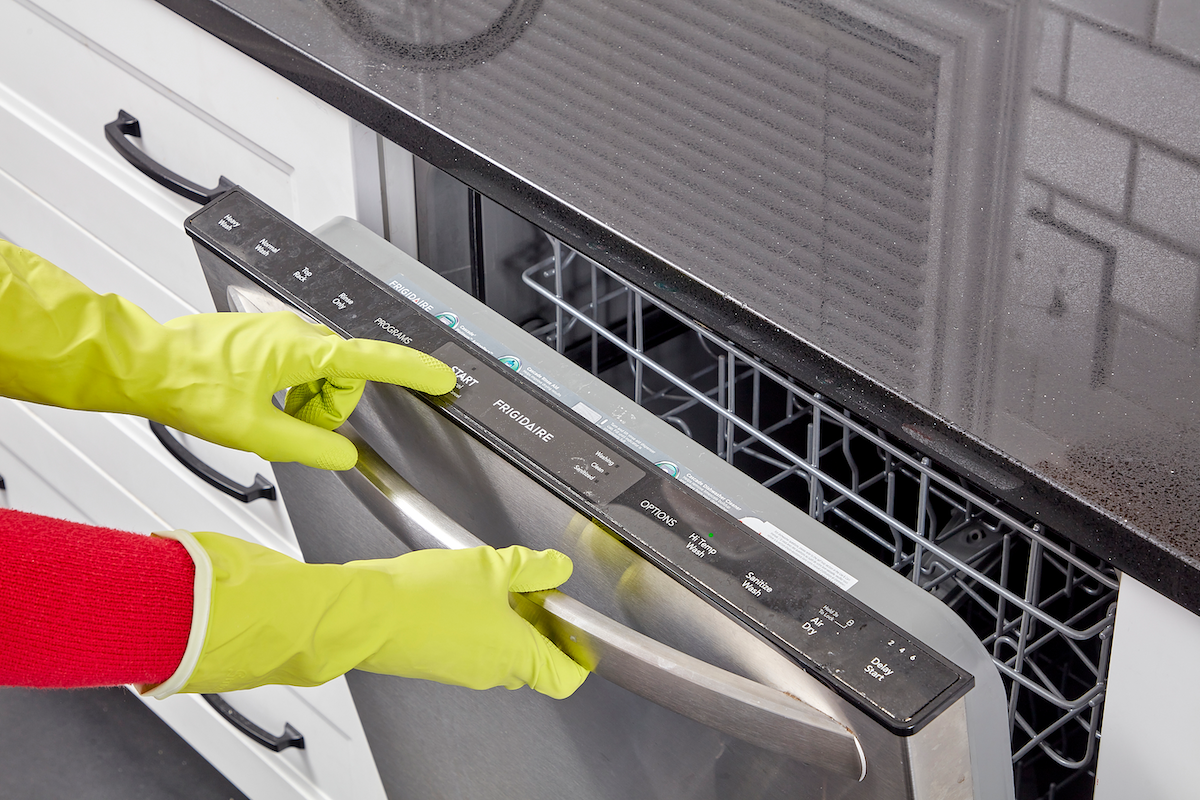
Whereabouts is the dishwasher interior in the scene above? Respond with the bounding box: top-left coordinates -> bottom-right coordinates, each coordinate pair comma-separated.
408,162 -> 1118,800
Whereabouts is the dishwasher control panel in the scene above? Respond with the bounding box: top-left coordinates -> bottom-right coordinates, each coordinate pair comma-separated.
186,188 -> 973,735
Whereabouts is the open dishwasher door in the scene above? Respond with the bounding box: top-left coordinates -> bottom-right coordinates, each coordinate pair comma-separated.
187,188 -> 1013,800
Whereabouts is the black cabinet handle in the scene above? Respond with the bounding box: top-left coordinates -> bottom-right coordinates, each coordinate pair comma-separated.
202,694 -> 305,752
150,421 -> 276,503
104,110 -> 234,204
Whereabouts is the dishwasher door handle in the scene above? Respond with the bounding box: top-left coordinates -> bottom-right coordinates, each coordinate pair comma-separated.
337,424 -> 866,781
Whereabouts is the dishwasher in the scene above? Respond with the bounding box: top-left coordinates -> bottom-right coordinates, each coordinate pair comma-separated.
187,186 -> 1018,800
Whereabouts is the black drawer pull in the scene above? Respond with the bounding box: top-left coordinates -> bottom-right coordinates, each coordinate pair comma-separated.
150,421 -> 276,503
104,110 -> 234,204
202,694 -> 305,752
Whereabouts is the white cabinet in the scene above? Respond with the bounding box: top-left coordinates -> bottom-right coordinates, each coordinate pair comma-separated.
0,398 -> 386,800
151,683 -> 386,800
0,400 -> 145,527
1093,576 -> 1200,800
0,0 -> 361,312
0,80 -> 300,553
0,1 -> 386,797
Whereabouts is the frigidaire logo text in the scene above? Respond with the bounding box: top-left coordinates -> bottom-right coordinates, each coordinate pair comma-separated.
640,499 -> 677,527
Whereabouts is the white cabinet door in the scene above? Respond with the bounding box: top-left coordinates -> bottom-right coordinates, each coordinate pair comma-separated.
0,401 -> 131,526
1093,575 -> 1200,800
0,139 -> 300,553
1,0 -> 360,312
0,397 -> 385,800
148,682 -> 387,800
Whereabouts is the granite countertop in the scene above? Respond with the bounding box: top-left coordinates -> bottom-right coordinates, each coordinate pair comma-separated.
156,0 -> 1200,610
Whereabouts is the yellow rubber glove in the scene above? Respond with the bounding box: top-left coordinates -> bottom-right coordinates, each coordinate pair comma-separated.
167,531 -> 589,699
0,240 -> 455,469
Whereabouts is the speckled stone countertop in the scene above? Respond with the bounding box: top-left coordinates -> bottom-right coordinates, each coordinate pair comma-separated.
155,0 -> 1200,610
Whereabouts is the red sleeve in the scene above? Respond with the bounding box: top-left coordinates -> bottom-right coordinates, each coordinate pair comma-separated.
0,508 -> 194,688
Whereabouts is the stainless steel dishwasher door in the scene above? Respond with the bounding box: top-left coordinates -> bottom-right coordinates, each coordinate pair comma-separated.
270,379 -> 968,800
187,191 -> 999,800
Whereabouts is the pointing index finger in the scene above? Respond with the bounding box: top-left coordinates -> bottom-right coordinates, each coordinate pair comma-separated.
317,338 -> 458,396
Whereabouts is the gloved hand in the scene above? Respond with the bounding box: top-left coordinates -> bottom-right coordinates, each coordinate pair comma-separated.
0,240 -> 455,469
160,531 -> 589,699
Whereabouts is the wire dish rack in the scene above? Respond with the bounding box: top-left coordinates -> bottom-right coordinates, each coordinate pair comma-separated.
513,237 -> 1117,798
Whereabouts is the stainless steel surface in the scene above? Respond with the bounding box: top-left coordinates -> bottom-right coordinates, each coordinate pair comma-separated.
268,382 -> 965,800
318,372 -> 982,799
906,698 -> 973,800
339,423 -> 866,778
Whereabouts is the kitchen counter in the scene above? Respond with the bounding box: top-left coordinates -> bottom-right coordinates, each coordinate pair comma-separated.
153,0 -> 1199,610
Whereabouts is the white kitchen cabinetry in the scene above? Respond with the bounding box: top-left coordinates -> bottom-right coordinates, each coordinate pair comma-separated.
0,400 -> 143,528
0,398 -> 385,800
0,0 -> 362,311
1093,576 -> 1200,800
0,0 -> 386,797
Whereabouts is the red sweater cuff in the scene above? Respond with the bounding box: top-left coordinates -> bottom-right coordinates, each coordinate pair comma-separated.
0,508 -> 195,688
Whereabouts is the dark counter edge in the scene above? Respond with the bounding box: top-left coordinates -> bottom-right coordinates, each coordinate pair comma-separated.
151,0 -> 1199,613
